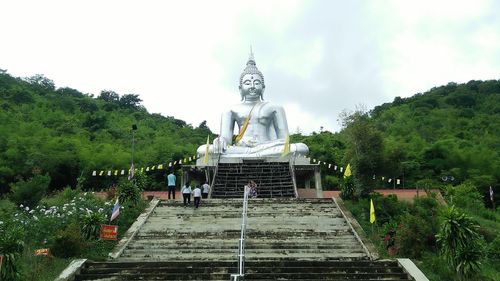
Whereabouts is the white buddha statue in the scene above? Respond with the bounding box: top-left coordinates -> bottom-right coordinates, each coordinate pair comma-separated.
197,53 -> 309,159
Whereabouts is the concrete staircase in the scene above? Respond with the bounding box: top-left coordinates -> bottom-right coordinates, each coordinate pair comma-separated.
211,162 -> 295,198
73,199 -> 415,280
76,260 -> 412,280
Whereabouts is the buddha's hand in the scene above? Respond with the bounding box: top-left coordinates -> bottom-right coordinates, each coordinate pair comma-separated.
212,137 -> 227,152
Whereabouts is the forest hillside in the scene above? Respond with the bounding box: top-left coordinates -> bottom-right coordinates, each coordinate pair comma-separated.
0,70 -> 212,192
1,69 -> 498,198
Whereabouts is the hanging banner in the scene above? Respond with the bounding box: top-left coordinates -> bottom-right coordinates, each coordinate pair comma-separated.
100,224 -> 118,240
34,248 -> 50,256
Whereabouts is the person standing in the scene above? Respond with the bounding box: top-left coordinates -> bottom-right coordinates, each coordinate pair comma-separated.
167,171 -> 176,200
202,182 -> 210,199
193,185 -> 202,209
181,182 -> 192,207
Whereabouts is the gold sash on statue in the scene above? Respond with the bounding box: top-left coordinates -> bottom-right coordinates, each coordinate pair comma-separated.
235,103 -> 259,144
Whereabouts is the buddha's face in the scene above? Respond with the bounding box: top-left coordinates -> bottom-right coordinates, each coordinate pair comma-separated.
240,73 -> 264,101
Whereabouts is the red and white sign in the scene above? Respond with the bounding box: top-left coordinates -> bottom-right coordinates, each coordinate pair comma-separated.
34,248 -> 50,256
100,224 -> 118,240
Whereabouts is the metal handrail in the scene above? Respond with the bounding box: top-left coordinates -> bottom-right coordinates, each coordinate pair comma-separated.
230,185 -> 250,281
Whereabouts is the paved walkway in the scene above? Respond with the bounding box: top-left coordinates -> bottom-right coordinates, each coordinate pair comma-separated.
96,189 -> 443,202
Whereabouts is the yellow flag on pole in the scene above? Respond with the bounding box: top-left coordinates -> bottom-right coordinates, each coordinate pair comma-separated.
343,163 -> 352,178
282,133 -> 290,156
370,199 -> 376,224
203,135 -> 210,164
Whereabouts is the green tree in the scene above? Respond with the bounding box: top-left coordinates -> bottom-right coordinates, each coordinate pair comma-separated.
341,109 -> 384,196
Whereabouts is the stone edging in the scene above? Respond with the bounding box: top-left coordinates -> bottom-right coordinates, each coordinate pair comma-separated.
332,197 -> 380,260
108,198 -> 160,259
397,258 -> 430,281
54,259 -> 87,281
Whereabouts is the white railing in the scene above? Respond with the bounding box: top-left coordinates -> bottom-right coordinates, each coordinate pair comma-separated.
230,185 -> 250,281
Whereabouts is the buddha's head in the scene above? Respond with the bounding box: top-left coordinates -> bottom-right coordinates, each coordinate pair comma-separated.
239,53 -> 265,101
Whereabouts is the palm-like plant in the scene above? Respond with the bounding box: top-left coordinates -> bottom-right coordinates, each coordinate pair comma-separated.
437,206 -> 484,280
0,222 -> 25,280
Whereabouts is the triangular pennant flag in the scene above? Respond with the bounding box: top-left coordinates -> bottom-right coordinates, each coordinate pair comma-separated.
328,164 -> 332,169
334,165 -> 337,170
188,157 -> 192,161
396,179 -> 401,185
158,164 -> 163,169
340,167 -> 344,173
313,159 -> 316,163
120,170 -> 125,175
343,164 -> 352,178
99,170 -> 104,176
370,199 -> 376,224
204,135 -> 210,164
114,170 -> 118,176
92,171 -> 97,176
107,171 -> 111,176
146,167 -> 150,172
179,159 -> 183,164
169,162 -> 172,167
140,167 -> 144,173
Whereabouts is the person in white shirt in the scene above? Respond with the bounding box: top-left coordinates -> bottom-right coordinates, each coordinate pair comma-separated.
181,182 -> 192,207
202,182 -> 210,199
193,185 -> 202,209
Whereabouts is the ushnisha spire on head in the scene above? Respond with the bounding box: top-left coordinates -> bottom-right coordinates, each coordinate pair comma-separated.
239,48 -> 265,89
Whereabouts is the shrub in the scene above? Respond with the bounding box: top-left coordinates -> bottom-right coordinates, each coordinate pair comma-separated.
0,198 -> 16,217
117,178 -> 141,206
445,182 -> 484,210
9,174 -> 50,208
51,224 -> 86,258
340,177 -> 356,200
396,213 -> 433,258
373,193 -> 408,226
487,235 -> 500,261
0,220 -> 25,281
80,211 -> 106,240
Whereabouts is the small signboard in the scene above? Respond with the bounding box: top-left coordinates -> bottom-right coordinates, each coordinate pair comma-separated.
100,224 -> 118,240
34,248 -> 50,256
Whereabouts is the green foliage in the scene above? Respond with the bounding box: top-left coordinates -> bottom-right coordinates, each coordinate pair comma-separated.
9,174 -> 50,208
373,194 -> 408,226
0,198 -> 16,217
0,220 -> 25,281
51,224 -> 86,258
340,110 -> 384,196
445,182 -> 484,210
340,176 -> 356,200
80,211 -> 106,240
396,213 -> 433,258
437,206 -> 485,280
0,71 -> 213,192
117,178 -> 141,206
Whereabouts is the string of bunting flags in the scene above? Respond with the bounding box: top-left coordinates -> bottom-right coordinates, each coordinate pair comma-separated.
91,154 -> 200,177
303,155 -> 405,185
91,153 -> 405,184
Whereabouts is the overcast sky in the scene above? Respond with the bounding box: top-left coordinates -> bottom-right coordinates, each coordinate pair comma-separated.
1,0 -> 499,134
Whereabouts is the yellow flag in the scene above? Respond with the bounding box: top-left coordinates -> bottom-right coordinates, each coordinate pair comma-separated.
343,163 -> 352,178
204,135 -> 210,164
282,133 -> 290,156
370,199 -> 376,224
